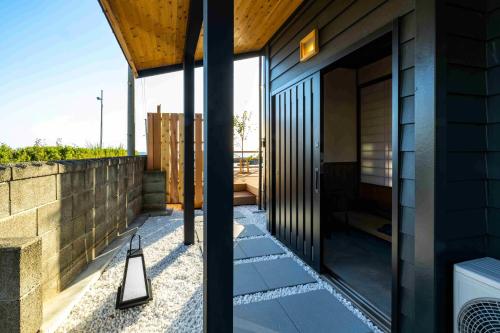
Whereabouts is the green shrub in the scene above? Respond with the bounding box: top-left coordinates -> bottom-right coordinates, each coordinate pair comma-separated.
0,142 -> 127,163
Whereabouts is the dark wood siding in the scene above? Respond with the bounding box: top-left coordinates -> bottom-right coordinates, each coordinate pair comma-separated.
272,74 -> 321,269
397,11 -> 415,333
487,3 -> 500,255
269,0 -> 414,93
415,1 -> 490,332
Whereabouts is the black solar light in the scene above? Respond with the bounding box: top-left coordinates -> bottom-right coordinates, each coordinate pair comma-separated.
116,235 -> 153,309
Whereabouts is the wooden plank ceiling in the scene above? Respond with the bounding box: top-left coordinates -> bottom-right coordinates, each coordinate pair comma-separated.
99,0 -> 302,76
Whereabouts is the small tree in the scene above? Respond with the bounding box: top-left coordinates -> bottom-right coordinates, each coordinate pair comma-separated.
233,111 -> 252,173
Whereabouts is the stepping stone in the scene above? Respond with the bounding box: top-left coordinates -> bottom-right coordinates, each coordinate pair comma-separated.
235,224 -> 266,238
234,290 -> 371,333
234,263 -> 269,296
278,290 -> 372,333
233,258 -> 315,296
234,238 -> 285,260
253,258 -> 316,290
234,299 -> 299,333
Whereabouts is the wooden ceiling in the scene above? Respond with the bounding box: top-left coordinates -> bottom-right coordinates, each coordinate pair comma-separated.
99,0 -> 303,76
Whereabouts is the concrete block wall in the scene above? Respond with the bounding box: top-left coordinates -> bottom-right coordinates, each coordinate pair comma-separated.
0,156 -> 145,304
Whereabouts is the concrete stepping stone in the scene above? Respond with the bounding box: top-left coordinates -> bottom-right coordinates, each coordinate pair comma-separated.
234,238 -> 285,260
253,258 -> 316,290
235,224 -> 266,238
233,263 -> 269,296
233,258 -> 315,296
278,290 -> 372,333
234,290 -> 371,333
234,299 -> 299,333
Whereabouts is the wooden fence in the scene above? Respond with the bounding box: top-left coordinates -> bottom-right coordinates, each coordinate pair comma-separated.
147,108 -> 203,208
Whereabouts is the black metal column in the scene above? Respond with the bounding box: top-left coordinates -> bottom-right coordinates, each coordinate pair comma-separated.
203,0 -> 234,331
183,0 -> 202,246
127,67 -> 135,156
183,55 -> 195,245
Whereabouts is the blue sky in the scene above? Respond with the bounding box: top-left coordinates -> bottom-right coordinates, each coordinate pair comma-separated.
0,0 -> 259,152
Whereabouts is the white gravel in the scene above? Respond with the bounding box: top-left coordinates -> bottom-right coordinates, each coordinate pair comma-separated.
56,206 -> 380,333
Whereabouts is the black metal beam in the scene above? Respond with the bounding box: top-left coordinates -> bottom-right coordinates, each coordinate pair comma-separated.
183,0 -> 202,246
203,0 -> 234,331
136,51 -> 261,78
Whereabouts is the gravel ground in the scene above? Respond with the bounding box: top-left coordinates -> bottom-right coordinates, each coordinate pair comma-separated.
57,206 -> 380,333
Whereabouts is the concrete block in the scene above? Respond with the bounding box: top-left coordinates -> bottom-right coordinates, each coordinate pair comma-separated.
72,190 -> 93,218
71,172 -> 85,194
40,227 -> 60,259
10,176 -> 56,214
0,238 -> 41,300
143,193 -> 166,206
57,160 -> 87,173
0,166 -> 11,182
11,162 -> 58,180
0,182 -> 9,218
107,165 -> 117,183
95,166 -> 106,185
85,168 -> 95,190
94,205 -> 105,226
60,254 -> 86,290
107,181 -> 118,199
41,254 -> 59,283
60,196 -> 73,223
143,171 -> 165,184
60,219 -> 73,248
41,277 -> 59,303
142,181 -> 164,193
37,201 -> 61,235
85,209 -> 95,233
59,244 -> 72,273
0,210 -> 37,238
56,173 -> 72,199
95,184 -> 106,207
0,287 -> 42,333
72,215 -> 86,239
72,234 -> 86,261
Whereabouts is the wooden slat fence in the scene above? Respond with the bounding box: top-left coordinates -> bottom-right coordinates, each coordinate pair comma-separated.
147,108 -> 203,208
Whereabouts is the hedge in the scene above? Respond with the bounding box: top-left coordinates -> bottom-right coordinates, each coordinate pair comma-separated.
0,143 -> 128,164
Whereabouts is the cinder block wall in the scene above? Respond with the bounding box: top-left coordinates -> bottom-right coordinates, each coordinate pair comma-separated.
0,156 -> 145,303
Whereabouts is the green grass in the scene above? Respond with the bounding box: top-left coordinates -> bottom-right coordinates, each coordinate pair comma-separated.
0,142 -> 128,164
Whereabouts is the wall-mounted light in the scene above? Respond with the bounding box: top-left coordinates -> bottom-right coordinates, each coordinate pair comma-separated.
116,235 -> 153,309
300,29 -> 319,62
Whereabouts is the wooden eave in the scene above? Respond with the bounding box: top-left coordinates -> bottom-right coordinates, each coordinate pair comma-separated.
99,0 -> 303,77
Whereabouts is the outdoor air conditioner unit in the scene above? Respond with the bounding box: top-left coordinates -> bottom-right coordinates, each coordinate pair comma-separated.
454,257 -> 500,333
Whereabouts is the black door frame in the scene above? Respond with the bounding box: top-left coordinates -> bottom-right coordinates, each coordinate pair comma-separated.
318,22 -> 399,333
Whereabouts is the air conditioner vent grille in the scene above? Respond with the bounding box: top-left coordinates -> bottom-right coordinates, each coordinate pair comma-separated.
458,298 -> 500,333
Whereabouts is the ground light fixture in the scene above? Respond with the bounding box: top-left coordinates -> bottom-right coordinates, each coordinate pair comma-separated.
116,234 -> 153,309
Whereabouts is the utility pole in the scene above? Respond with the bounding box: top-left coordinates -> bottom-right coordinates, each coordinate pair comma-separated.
96,90 -> 103,148
127,67 -> 135,156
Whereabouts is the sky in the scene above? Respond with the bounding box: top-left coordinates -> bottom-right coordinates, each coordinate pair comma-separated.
0,0 -> 260,152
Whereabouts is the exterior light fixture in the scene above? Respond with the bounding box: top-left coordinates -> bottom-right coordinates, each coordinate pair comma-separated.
300,29 -> 319,62
116,235 -> 153,309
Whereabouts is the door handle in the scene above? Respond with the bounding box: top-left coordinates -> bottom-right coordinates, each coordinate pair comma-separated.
314,167 -> 319,193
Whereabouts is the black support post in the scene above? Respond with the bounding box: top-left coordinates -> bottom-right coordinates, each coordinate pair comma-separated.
183,0 -> 202,246
203,0 -> 234,331
183,55 -> 195,245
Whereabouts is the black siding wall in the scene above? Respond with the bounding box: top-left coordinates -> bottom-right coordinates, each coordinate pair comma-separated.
415,1 -> 497,332
487,1 -> 500,256
269,0 -> 414,93
397,11 -> 416,333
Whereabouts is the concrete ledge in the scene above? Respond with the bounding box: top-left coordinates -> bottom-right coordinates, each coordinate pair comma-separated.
0,237 -> 42,333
